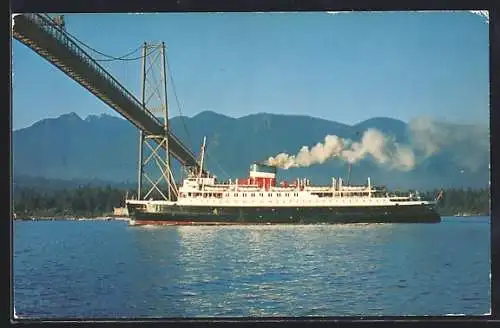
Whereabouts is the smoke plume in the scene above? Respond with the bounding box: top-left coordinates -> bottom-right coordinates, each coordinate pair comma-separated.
265,117 -> 489,172
407,117 -> 489,172
266,128 -> 415,171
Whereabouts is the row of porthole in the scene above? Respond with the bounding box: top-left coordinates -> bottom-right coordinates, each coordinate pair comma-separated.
184,199 -> 390,205
221,193 -> 301,197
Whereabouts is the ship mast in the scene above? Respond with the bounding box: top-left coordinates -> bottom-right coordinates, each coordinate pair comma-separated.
346,163 -> 352,186
198,136 -> 207,179
347,131 -> 360,186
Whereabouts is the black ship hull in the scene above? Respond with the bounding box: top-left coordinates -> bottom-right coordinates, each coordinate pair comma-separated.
127,203 -> 441,225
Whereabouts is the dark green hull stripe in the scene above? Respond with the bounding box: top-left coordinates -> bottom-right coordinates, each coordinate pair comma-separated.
127,204 -> 441,224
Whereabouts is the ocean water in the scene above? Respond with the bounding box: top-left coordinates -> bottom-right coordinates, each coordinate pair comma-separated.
13,217 -> 490,318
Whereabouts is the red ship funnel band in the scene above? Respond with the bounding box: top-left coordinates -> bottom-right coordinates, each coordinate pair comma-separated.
236,177 -> 276,189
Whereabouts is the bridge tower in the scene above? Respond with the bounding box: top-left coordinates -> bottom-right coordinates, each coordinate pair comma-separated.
136,42 -> 177,201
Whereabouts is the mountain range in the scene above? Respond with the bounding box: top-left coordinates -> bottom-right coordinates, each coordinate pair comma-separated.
12,111 -> 490,191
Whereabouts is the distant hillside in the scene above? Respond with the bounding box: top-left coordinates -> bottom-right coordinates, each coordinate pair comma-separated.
352,117 -> 408,141
12,111 -> 490,190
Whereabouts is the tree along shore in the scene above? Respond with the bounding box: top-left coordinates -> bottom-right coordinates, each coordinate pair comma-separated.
13,185 -> 134,220
12,184 -> 490,219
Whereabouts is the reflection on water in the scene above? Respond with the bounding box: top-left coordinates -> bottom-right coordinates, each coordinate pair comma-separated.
13,217 -> 490,318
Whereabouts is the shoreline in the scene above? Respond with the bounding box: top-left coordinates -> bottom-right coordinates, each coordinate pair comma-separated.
14,215 -> 130,221
12,214 -> 489,222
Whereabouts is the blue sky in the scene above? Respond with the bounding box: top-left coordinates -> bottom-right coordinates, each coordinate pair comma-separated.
12,11 -> 489,130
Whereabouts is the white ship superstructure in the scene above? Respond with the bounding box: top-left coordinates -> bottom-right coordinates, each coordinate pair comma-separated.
127,162 -> 437,209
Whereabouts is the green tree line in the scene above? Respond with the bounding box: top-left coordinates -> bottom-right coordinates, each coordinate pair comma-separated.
420,188 -> 490,216
13,185 -> 135,218
12,185 -> 490,218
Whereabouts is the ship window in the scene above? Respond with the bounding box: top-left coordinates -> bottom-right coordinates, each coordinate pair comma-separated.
285,193 -> 289,197
234,193 -> 238,197
188,192 -> 192,197
277,193 -> 281,197
260,193 -> 264,197
251,193 -> 255,197
243,193 -> 247,197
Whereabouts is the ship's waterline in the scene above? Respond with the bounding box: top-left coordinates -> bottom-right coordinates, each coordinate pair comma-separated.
127,203 -> 441,225
129,220 -> 271,226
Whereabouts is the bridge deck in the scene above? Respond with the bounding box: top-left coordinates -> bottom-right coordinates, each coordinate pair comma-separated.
12,14 -> 199,168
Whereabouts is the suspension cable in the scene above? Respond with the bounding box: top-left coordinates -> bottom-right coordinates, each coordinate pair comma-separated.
165,52 -> 230,179
165,52 -> 193,151
205,152 -> 231,180
42,13 -> 226,176
66,32 -> 145,62
41,13 -> 148,62
93,46 -> 144,62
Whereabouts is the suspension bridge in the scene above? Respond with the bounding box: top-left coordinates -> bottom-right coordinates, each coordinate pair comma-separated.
12,13 -> 203,201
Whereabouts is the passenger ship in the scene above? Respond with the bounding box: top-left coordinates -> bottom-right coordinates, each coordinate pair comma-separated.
126,137 -> 442,225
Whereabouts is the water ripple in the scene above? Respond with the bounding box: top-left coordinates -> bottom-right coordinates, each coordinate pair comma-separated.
13,217 -> 490,318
